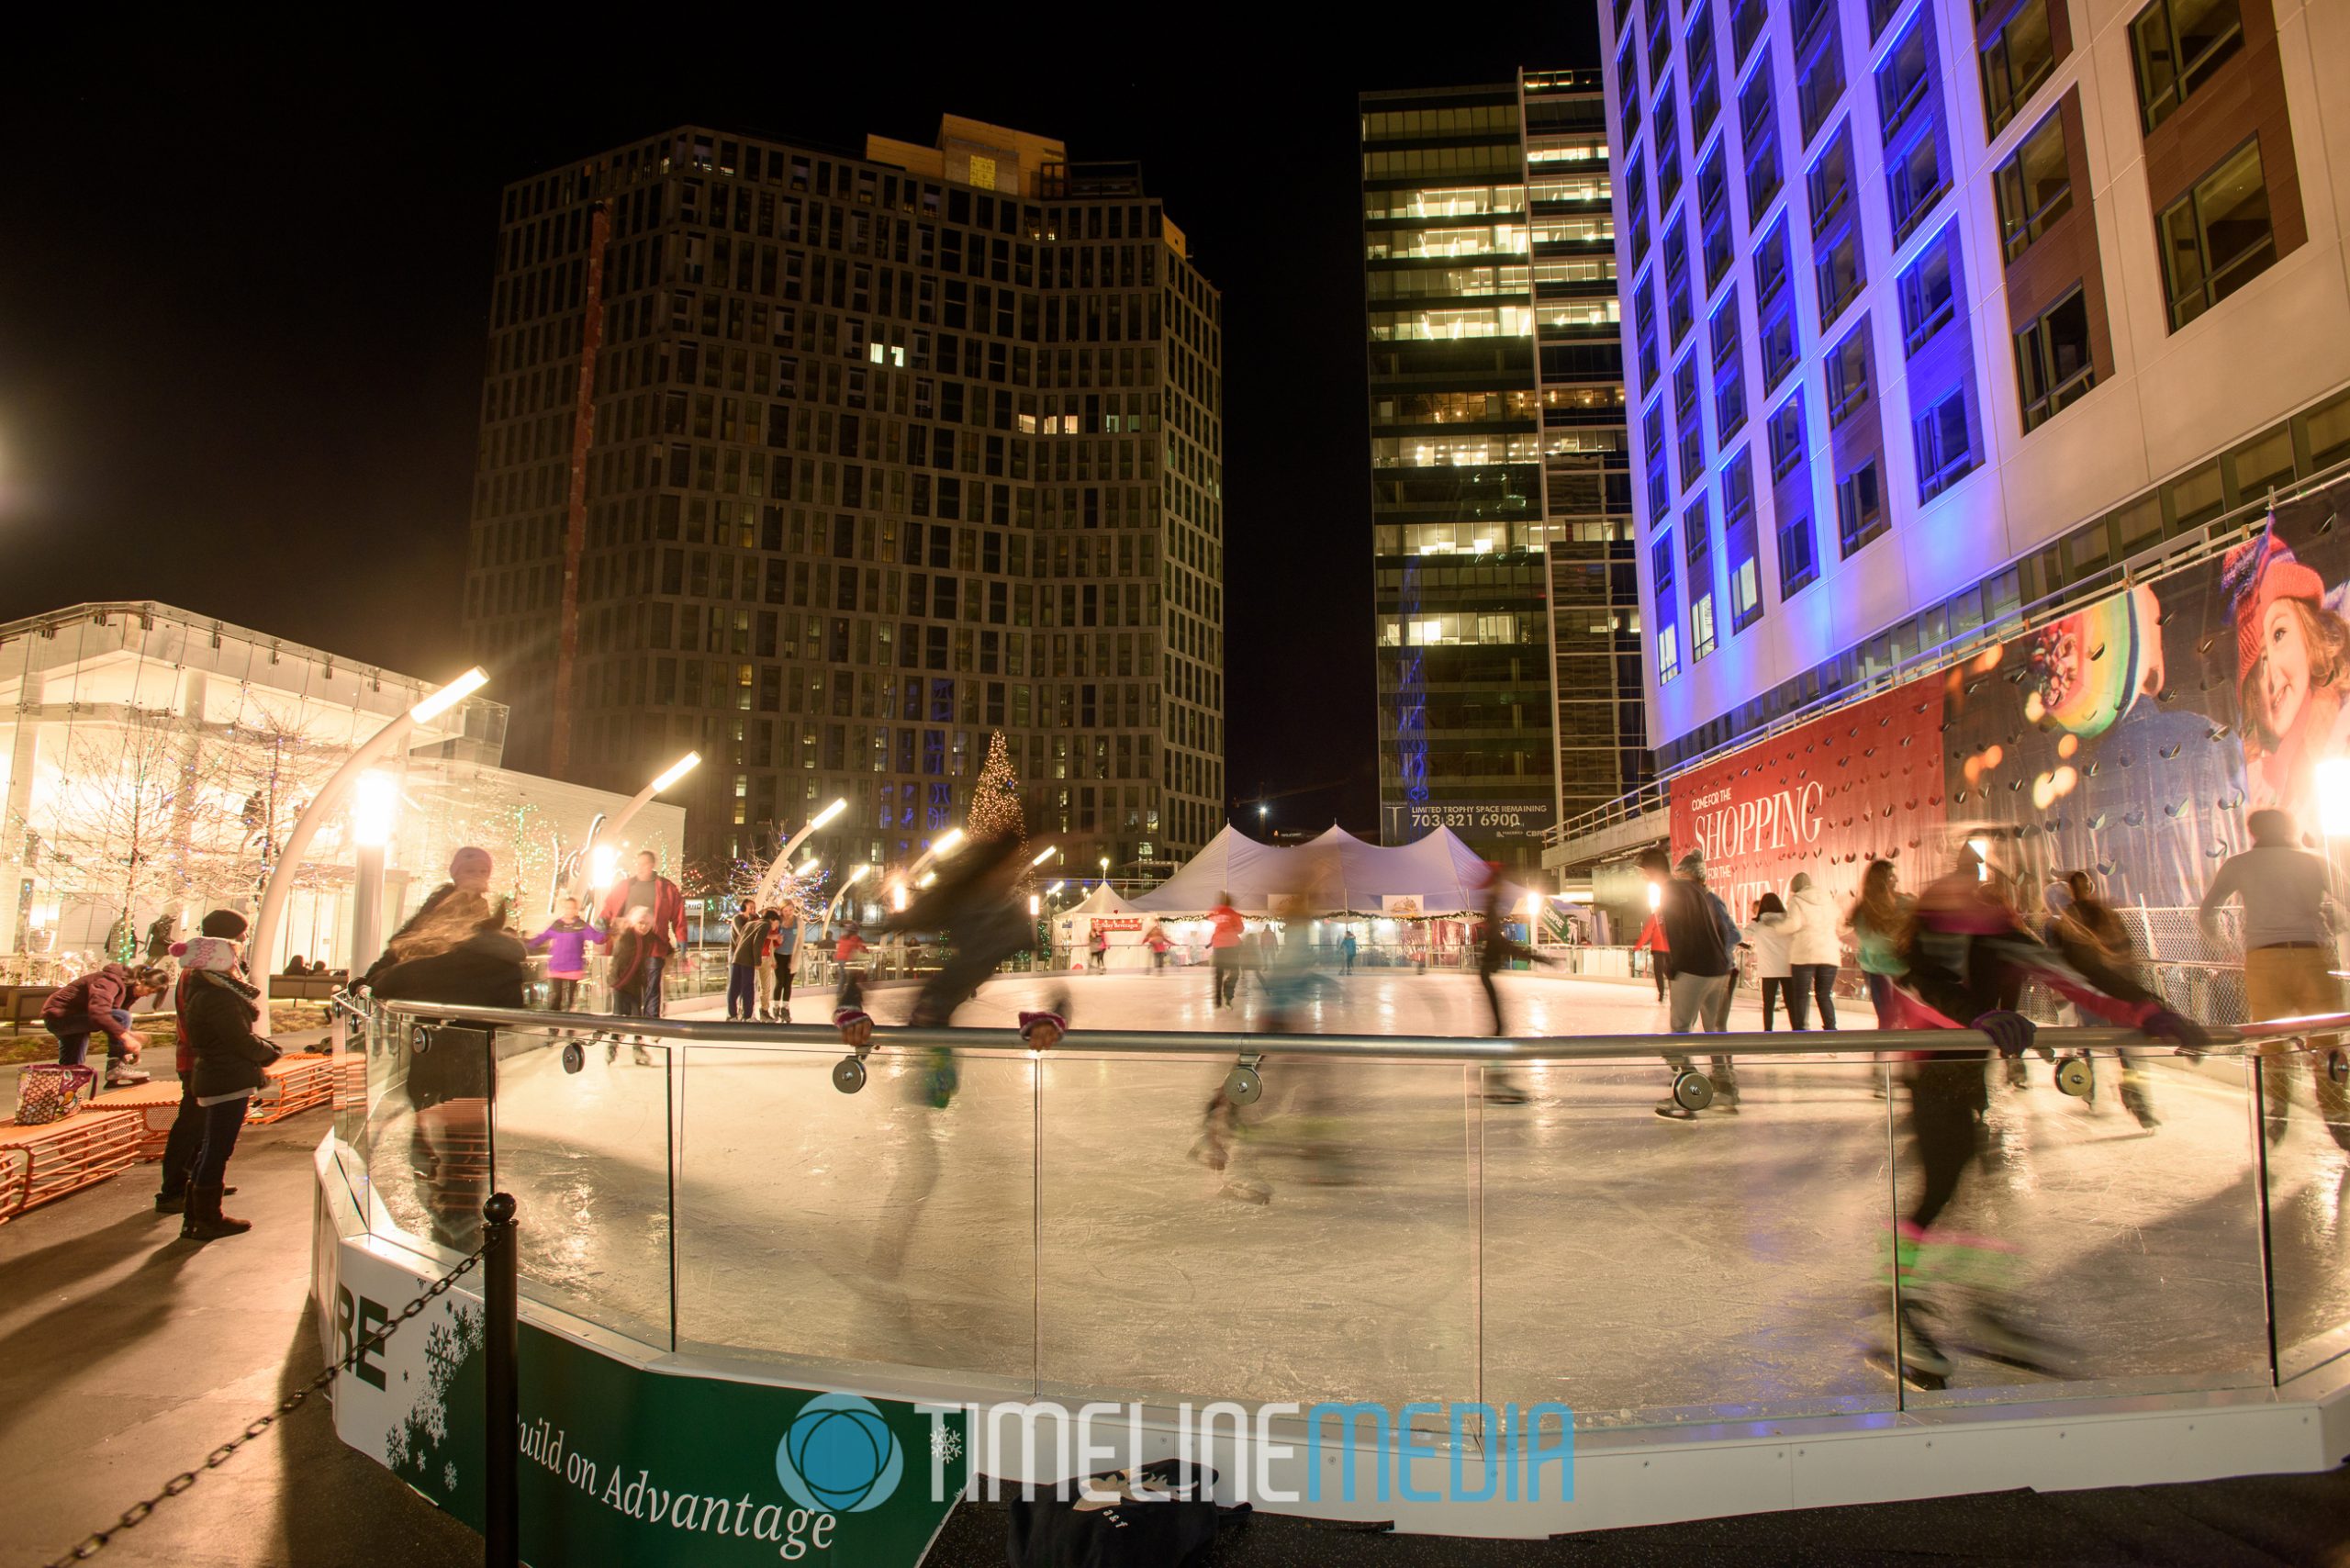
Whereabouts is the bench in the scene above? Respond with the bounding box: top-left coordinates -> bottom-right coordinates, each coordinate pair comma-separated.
84,1080 -> 185,1161
247,1053 -> 338,1124
0,1107 -> 141,1224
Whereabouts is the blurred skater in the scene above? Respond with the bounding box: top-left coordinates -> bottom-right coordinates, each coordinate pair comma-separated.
1871,843 -> 2205,1388
1634,902 -> 1671,1002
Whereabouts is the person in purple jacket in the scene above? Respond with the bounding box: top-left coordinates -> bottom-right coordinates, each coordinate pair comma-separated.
527,896 -> 607,1012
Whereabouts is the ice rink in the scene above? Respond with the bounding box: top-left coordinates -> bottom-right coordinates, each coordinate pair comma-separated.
352,969 -> 2350,1429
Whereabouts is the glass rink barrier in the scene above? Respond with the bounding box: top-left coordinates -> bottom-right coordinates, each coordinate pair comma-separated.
327,997 -> 2350,1531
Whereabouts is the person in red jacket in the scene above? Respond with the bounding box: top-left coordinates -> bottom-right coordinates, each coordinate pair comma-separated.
1205,894 -> 1246,1010
599,849 -> 686,1017
157,909 -> 252,1214
1634,906 -> 1673,1002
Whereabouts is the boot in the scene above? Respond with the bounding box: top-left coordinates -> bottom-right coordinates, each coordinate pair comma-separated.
155,1185 -> 186,1215
180,1183 -> 252,1241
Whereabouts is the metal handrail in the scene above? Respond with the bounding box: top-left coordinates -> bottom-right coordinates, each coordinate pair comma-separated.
367,998 -> 2350,1064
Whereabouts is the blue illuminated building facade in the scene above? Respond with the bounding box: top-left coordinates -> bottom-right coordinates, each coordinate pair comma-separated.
1599,0 -> 2350,793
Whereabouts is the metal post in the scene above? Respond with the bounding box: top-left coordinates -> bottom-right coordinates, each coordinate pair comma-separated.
482,1192 -> 520,1568
352,843 -> 386,980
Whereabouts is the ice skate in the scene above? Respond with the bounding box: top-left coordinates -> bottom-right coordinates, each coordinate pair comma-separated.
1188,1133 -> 1229,1171
1652,1096 -> 1697,1121
1484,1074 -> 1533,1106
1218,1177 -> 1271,1205
1867,1299 -> 1952,1390
1960,1299 -> 2073,1378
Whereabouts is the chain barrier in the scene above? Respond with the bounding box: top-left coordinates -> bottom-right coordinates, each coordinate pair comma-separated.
36,1238 -> 494,1567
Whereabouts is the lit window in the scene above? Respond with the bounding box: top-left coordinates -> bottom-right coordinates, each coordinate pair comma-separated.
2015,285 -> 2097,431
1898,229 -> 1961,356
1914,387 -> 1977,503
1980,0 -> 2057,137
968,154 -> 998,190
2157,137 -> 2276,330
1995,111 -> 2073,263
1837,459 -> 1886,556
2131,0 -> 2244,134
1826,320 -> 1872,428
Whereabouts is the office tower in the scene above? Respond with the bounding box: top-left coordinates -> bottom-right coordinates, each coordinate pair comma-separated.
1362,72 -> 1640,873
462,118 -> 1224,882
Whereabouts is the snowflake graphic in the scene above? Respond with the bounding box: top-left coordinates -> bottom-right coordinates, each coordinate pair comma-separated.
444,1462 -> 459,1493
930,1426 -> 964,1464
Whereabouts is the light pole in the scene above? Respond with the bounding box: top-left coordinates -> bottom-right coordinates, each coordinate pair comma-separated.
251,666 -> 487,1031
572,750 -> 699,902
753,797 -> 847,906
348,770 -> 399,980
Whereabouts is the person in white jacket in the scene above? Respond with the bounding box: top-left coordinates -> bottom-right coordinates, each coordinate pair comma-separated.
1783,871 -> 1841,1029
1741,893 -> 1800,1031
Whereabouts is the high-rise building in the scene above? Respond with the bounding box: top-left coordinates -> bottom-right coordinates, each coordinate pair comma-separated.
461,118 -> 1225,883
1361,73 -> 1642,874
1576,0 -> 2350,926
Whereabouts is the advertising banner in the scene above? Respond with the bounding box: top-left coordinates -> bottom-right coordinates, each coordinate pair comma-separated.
1382,801 -> 1553,845
1664,477 -> 2350,943
1381,894 -> 1426,917
328,1244 -> 967,1566
1667,680 -> 1948,921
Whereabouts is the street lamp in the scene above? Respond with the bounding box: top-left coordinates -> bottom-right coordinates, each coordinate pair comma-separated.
753,796 -> 847,905
250,665 -> 487,1031
348,770 -> 399,980
1030,845 -> 1057,868
572,750 -> 701,902
1647,881 -> 1662,912
1099,856 -> 1111,885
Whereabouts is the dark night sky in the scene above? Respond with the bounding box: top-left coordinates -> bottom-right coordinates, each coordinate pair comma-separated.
0,20 -> 1596,834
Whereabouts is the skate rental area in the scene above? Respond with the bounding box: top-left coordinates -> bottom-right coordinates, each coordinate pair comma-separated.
314,961 -> 2350,1551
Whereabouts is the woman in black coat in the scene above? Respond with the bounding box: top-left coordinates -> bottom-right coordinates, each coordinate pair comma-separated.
176,935 -> 281,1240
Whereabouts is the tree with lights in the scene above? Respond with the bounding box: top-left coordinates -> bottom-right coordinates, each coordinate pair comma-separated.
970,730 -> 1027,851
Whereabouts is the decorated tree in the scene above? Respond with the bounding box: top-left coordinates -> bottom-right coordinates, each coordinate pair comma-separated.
970,730 -> 1026,852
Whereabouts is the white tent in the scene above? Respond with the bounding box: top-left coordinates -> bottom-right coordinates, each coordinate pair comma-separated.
1054,881 -> 1151,970
1129,823 -> 1499,916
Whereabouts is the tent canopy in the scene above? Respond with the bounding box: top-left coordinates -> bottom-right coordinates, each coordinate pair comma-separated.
1061,882 -> 1141,918
1129,823 -> 1500,917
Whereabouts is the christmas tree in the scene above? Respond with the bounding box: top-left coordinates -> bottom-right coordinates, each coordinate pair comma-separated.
969,731 -> 1026,851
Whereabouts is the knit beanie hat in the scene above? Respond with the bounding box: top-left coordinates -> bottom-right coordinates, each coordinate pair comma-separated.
199,909 -> 250,939
180,935 -> 241,973
2222,526 -> 2325,687
450,846 -> 494,880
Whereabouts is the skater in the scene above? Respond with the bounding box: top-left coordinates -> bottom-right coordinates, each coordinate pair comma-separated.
1205,893 -> 1245,1009
1475,873 -> 1548,1104
527,896 -> 604,1012
1847,859 -> 1913,1027
598,850 -> 687,1018
605,906 -> 671,1019
156,909 -> 252,1215
360,846 -> 496,993
1339,928 -> 1357,976
1871,843 -> 2206,1389
1743,892 -> 1799,1032
2043,870 -> 2160,1129
726,898 -> 772,1021
173,932 -> 282,1241
1651,847 -> 1740,1118
1784,872 -> 1841,1029
1144,920 -> 1172,973
2199,807 -> 2350,1147
1089,924 -> 1109,974
1634,902 -> 1671,1002
42,959 -> 167,1087
765,906 -> 798,1019
368,890 -> 528,1250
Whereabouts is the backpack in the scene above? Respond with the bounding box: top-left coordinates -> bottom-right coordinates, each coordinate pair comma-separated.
1006,1461 -> 1225,1568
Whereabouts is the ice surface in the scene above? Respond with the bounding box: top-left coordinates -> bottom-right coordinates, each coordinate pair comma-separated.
358,970 -> 2350,1428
